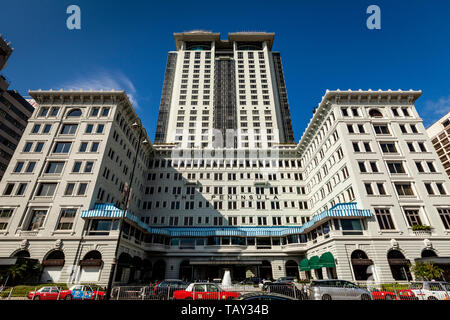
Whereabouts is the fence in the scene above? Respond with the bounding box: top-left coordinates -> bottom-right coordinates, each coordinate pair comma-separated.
2,281 -> 450,301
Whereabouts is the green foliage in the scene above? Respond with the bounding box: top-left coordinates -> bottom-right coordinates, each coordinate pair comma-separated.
5,260 -> 42,285
0,283 -> 69,298
412,225 -> 432,231
409,262 -> 443,281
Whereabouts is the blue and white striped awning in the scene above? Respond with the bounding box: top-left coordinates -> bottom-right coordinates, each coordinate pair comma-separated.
301,202 -> 372,232
81,202 -> 372,237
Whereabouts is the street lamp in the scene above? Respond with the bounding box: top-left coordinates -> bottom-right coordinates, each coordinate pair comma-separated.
105,119 -> 148,300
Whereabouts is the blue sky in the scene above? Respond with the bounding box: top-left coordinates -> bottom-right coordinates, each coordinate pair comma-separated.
1,0 -> 450,141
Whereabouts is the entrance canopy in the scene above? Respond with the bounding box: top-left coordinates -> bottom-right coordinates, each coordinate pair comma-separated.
189,260 -> 262,265
299,252 -> 336,270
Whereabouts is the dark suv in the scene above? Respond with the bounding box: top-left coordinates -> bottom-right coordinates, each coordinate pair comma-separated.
152,279 -> 188,299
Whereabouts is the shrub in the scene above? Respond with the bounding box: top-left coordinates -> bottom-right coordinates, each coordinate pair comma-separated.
0,283 -> 69,298
412,225 -> 431,231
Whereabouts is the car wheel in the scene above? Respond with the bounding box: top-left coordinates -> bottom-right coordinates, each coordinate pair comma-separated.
65,295 -> 72,300
385,295 -> 393,300
33,295 -> 40,300
427,296 -> 437,300
322,294 -> 332,301
361,294 -> 371,300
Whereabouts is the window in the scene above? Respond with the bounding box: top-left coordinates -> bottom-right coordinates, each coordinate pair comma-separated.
369,109 -> 383,118
416,161 -> 424,173
36,183 -> 57,197
377,183 -> 386,195
395,183 -> 414,196
404,209 -> 422,226
90,142 -> 99,152
25,162 -> 36,173
101,108 -> 110,117
39,108 -> 49,117
67,109 -> 82,117
77,183 -> 88,195
16,183 -> 27,196
84,162 -> 93,173
380,142 -> 397,153
14,162 -> 24,173
91,108 -> 99,116
56,208 -> 76,230
3,183 -> 14,196
60,124 -> 78,135
34,142 -> 44,152
436,183 -> 447,195
0,209 -> 13,230
373,124 -> 390,135
23,142 -> 33,152
425,183 -> 434,195
85,124 -> 93,133
96,124 -> 104,133
438,208 -> 450,229
387,162 -> 405,174
365,183 -> 374,195
374,208 -> 395,230
64,183 -> 75,196
79,142 -> 88,152
72,162 -> 82,173
26,209 -> 48,230
43,124 -> 51,134
32,124 -> 41,134
53,142 -> 71,153
45,161 -> 64,174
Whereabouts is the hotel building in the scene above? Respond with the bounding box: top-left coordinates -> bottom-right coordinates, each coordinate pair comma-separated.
0,31 -> 449,285
427,112 -> 450,179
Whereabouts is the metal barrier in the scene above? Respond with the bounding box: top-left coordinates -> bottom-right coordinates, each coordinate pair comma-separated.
2,281 -> 449,301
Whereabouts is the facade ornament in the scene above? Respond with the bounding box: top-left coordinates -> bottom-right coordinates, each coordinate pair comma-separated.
390,239 -> 399,249
54,239 -> 63,249
20,239 -> 29,249
424,239 -> 432,249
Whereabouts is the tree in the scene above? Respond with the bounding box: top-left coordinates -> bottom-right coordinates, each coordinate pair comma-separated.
409,262 -> 444,281
6,260 -> 42,285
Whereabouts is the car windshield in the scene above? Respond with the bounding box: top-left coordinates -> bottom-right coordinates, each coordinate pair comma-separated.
442,283 -> 450,291
429,283 -> 446,291
410,283 -> 424,289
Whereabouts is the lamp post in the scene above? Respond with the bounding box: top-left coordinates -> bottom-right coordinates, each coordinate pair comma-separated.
105,120 -> 147,300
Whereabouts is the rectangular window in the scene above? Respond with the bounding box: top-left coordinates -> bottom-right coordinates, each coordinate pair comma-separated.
53,142 -> 71,153
404,209 -> 422,226
36,183 -> 57,197
387,162 -> 405,174
60,124 -> 78,135
56,208 -> 76,230
438,208 -> 450,229
395,183 -> 414,196
380,142 -> 397,153
374,208 -> 395,230
26,209 -> 47,230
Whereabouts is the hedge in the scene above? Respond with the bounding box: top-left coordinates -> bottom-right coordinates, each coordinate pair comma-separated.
0,283 -> 69,298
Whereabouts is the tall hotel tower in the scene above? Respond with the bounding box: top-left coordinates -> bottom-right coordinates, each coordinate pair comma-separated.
0,31 -> 449,285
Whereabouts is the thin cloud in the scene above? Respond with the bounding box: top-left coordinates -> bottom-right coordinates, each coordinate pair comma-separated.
57,70 -> 141,110
421,95 -> 450,126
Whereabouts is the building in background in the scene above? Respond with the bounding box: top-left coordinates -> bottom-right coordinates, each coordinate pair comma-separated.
0,32 -> 449,285
427,112 -> 450,179
0,35 -> 34,181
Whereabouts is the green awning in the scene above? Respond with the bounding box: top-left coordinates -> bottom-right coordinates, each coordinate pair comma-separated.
299,258 -> 310,271
319,252 -> 336,268
309,256 -> 321,269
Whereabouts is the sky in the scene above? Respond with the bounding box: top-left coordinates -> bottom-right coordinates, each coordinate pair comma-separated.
1,0 -> 450,141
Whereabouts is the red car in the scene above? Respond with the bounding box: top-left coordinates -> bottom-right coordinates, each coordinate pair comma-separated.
28,285 -> 105,300
370,289 -> 397,300
173,282 -> 241,300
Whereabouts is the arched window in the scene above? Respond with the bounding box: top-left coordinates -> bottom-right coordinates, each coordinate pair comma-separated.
421,249 -> 437,258
369,109 -> 383,118
83,250 -> 102,261
66,109 -> 82,117
45,250 -> 65,260
350,250 -> 372,280
387,250 -> 412,281
12,250 -> 30,258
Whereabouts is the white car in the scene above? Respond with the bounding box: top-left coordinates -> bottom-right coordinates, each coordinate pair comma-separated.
407,281 -> 450,300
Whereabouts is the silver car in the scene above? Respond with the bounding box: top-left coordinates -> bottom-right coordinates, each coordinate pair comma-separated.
309,280 -> 373,300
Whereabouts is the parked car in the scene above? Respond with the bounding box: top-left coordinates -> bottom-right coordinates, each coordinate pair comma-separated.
370,288 -> 397,300
27,286 -> 64,300
309,280 -> 373,300
152,279 -> 188,299
399,281 -> 450,300
238,292 -> 296,300
61,285 -> 105,300
173,282 -> 241,300
262,282 -> 306,299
